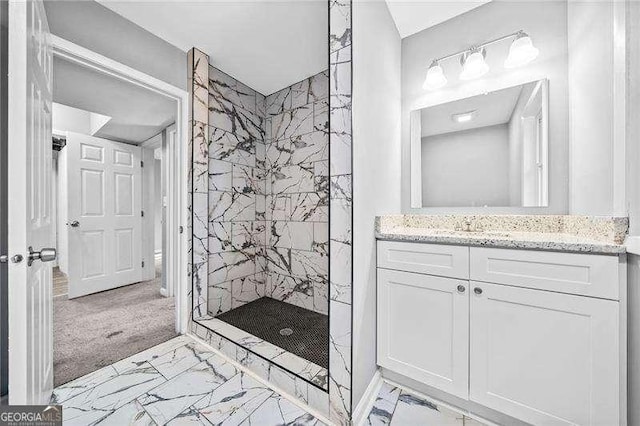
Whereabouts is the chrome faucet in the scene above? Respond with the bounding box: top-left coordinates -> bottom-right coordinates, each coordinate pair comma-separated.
455,219 -> 483,233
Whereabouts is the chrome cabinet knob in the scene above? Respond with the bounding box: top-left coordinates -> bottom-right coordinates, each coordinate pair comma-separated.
27,246 -> 57,266
457,284 -> 466,293
474,287 -> 483,295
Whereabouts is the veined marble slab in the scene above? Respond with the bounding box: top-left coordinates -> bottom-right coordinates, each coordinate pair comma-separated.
197,317 -> 328,389
365,381 -> 488,426
53,335 -> 329,426
240,393 -> 327,425
375,215 -> 628,254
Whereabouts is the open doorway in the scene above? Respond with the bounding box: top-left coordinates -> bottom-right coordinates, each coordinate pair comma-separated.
50,55 -> 178,386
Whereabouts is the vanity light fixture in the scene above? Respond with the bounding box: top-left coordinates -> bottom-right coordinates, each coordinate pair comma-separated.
459,48 -> 489,81
423,30 -> 540,90
452,110 -> 476,123
423,60 -> 447,90
504,31 -> 539,68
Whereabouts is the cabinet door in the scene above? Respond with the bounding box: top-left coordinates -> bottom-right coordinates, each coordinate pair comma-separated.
377,269 -> 469,398
469,282 -> 620,426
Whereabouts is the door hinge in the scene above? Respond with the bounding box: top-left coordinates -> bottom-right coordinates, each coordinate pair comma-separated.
141,160 -> 144,168
142,260 -> 145,268
141,210 -> 145,217
179,225 -> 184,234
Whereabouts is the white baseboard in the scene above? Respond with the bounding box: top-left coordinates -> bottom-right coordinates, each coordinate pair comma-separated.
352,370 -> 383,426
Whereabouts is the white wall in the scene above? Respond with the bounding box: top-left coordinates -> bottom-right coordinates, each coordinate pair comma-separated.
421,124 -> 510,207
629,254 -> 640,426
52,103 -> 92,135
567,2 -> 616,215
627,1 -> 640,235
352,0 -> 402,409
154,157 -> 162,254
43,0 -> 187,91
625,4 -> 640,425
56,148 -> 69,274
51,152 -> 58,268
507,82 -> 537,206
141,147 -> 156,282
401,1 -> 569,214
52,103 -> 111,136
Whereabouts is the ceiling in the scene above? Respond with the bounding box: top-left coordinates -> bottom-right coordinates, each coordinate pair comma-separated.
385,0 -> 491,38
420,84 -> 525,137
53,56 -> 176,144
96,1 -> 328,95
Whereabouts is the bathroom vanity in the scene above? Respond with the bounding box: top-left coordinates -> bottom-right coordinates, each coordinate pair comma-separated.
375,215 -> 628,425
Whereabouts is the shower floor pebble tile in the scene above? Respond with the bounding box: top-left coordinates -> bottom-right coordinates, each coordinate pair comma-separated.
365,382 -> 489,426
52,335 -> 327,425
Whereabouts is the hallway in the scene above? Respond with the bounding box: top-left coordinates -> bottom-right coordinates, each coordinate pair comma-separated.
53,257 -> 176,386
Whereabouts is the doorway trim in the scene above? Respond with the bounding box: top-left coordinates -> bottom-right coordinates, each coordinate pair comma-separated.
51,35 -> 189,332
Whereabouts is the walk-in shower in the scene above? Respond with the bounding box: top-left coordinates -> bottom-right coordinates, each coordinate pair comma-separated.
205,67 -> 330,387
188,2 -> 330,392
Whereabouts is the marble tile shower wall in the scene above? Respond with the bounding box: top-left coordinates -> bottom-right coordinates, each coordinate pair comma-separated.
207,66 -> 267,316
207,67 -> 330,316
264,71 -> 329,315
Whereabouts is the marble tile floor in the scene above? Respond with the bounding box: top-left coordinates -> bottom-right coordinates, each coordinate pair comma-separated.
52,335 -> 328,426
196,317 -> 328,390
365,382 -> 489,426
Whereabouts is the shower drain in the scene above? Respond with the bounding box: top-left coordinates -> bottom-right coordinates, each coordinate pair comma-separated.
279,327 -> 294,336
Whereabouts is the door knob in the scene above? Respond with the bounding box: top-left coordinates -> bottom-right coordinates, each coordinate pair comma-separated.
474,287 -> 483,295
69,220 -> 80,228
27,246 -> 57,266
456,284 -> 466,293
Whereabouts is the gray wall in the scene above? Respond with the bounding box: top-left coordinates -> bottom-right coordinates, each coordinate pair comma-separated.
352,0 -> 402,408
44,0 -> 186,90
421,124 -> 510,207
402,1 -> 569,214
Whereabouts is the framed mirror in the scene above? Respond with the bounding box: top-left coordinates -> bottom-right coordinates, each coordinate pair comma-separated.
411,79 -> 548,208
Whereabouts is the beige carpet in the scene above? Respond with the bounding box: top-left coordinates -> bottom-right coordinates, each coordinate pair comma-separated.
53,264 -> 177,386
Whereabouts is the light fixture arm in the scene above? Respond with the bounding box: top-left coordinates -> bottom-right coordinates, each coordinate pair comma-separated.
429,30 -> 526,66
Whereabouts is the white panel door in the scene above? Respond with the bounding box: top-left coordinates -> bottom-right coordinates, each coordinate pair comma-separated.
469,282 -> 620,425
67,132 -> 143,298
377,268 -> 469,398
7,0 -> 55,404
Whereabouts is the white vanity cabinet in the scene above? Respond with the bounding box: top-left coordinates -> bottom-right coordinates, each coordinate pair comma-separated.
377,268 -> 470,398
377,240 -> 626,426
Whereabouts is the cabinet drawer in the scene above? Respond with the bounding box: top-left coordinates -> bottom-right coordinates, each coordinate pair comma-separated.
377,241 -> 469,279
470,247 -> 621,300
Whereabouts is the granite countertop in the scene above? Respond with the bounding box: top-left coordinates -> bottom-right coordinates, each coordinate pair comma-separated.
375,215 -> 628,254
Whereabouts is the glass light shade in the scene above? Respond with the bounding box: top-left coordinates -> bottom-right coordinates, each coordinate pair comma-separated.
504,34 -> 539,68
459,50 -> 489,80
423,62 -> 447,90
